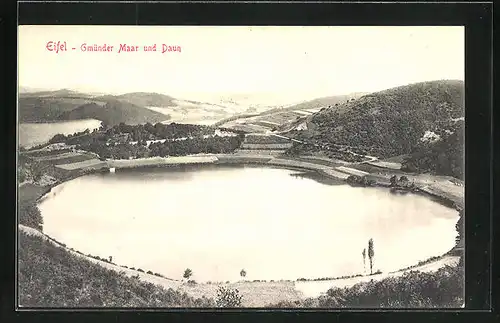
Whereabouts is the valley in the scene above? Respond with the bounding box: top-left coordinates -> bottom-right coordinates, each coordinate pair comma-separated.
17,80 -> 465,308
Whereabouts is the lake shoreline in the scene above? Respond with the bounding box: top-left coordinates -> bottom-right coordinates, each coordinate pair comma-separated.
18,222 -> 461,305
19,149 -> 463,303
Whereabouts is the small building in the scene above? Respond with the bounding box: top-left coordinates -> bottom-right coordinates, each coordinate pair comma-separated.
109,167 -> 116,173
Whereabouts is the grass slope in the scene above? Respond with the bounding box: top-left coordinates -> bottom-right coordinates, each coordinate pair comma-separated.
18,231 -> 215,307
289,80 -> 464,158
261,93 -> 366,116
57,99 -> 170,126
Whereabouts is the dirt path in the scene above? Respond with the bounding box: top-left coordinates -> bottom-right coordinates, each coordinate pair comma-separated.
271,133 -> 378,162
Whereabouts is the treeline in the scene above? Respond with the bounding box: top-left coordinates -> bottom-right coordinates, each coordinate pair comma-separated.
148,135 -> 243,157
401,121 -> 464,179
46,122 -> 244,160
49,122 -> 215,146
76,135 -> 243,160
109,122 -> 215,141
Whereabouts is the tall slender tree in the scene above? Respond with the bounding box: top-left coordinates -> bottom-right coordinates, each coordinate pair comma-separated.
368,238 -> 375,275
362,248 -> 366,273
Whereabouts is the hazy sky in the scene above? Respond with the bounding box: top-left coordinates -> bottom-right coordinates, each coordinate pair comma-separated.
18,26 -> 464,103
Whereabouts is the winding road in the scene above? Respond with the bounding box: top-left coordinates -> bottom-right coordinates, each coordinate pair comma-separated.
261,133 -> 379,163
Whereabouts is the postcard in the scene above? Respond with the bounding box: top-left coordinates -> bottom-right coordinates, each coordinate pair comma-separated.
17,25 -> 465,309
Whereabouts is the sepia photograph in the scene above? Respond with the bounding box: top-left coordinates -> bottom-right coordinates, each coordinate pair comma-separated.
17,26 -> 465,309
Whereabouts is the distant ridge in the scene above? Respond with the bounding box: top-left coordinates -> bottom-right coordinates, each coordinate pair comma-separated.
265,92 -> 368,115
95,92 -> 177,108
57,99 -> 169,126
19,88 -> 95,98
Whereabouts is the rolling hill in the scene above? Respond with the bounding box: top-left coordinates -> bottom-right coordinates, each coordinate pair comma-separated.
20,89 -> 96,98
57,100 -> 169,126
287,80 -> 464,159
34,91 -> 243,125
261,93 -> 368,116
95,92 -> 176,108
215,93 -> 369,133
18,96 -> 105,122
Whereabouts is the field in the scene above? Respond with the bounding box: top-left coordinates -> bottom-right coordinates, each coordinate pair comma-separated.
218,106 -> 323,134
280,155 -> 345,167
31,152 -> 97,165
243,134 -> 293,144
18,183 -> 48,204
107,156 -> 219,168
24,147 -> 74,157
267,158 -> 332,171
365,160 -> 402,170
240,143 -> 293,150
233,149 -> 287,157
336,166 -> 369,177
55,159 -> 106,170
215,155 -> 274,164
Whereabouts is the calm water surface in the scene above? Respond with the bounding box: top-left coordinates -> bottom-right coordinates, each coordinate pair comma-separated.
38,166 -> 459,282
19,119 -> 102,148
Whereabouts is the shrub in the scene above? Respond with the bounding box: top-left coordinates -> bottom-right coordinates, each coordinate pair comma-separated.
183,268 -> 193,280
18,203 -> 43,231
216,286 -> 243,308
319,264 -> 463,308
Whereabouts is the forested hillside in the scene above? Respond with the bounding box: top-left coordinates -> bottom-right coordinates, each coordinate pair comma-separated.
401,119 -> 464,179
288,80 -> 464,158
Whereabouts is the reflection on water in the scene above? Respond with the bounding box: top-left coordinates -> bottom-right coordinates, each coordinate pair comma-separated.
39,166 -> 459,282
19,119 -> 102,148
